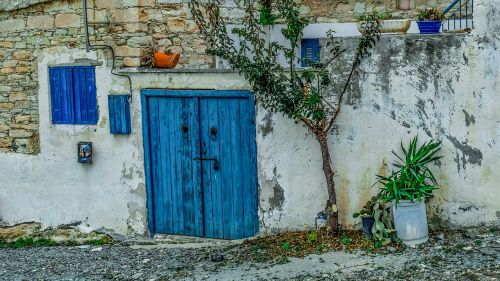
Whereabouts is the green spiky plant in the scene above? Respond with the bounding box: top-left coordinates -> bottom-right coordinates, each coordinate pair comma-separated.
417,8 -> 445,21
377,136 -> 442,205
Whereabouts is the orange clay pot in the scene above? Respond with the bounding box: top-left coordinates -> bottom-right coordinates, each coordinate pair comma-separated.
154,51 -> 180,69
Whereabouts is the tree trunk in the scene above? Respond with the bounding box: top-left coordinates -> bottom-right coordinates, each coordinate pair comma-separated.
317,133 -> 339,232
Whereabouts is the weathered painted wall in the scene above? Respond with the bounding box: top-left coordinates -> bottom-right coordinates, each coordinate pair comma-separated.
0,47 -> 148,237
0,46 -> 252,236
0,0 -> 498,237
259,0 -> 499,230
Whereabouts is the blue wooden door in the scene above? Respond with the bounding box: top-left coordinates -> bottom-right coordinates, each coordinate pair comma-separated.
142,90 -> 258,239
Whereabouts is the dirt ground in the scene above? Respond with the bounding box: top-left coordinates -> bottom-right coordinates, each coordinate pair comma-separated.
0,227 -> 498,280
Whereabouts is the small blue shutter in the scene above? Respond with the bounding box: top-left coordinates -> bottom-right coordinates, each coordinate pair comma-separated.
301,39 -> 320,67
49,66 -> 98,125
49,68 -> 63,123
108,95 -> 131,134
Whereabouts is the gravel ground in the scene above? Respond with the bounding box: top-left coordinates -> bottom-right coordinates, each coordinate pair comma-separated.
0,227 -> 498,281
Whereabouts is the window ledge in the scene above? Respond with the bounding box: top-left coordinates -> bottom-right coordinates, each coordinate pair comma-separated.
117,67 -> 239,74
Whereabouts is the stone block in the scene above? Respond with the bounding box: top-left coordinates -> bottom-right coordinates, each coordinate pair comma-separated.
157,38 -> 173,46
123,0 -> 155,7
15,101 -> 31,109
0,68 -> 14,74
0,223 -> 41,242
9,92 -> 27,102
3,61 -> 17,68
166,18 -> 186,32
0,41 -> 14,48
9,130 -> 33,138
27,15 -> 54,30
14,115 -> 30,123
0,137 -> 12,148
124,23 -> 148,33
0,103 -> 14,109
123,57 -> 141,67
115,46 -> 141,57
185,20 -> 200,33
0,19 -> 25,33
13,51 -> 33,60
15,67 -> 29,73
113,8 -> 145,23
0,86 -> 12,92
127,36 -> 153,47
55,13 -> 81,28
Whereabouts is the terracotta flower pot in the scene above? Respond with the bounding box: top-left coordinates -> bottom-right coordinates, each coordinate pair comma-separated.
154,51 -> 180,69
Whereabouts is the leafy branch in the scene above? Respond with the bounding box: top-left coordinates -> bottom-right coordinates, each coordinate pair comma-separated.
189,0 -> 381,231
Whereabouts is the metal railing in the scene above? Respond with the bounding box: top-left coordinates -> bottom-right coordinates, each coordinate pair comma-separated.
442,0 -> 474,31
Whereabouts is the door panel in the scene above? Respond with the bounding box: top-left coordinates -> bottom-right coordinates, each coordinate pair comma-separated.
200,97 -> 258,239
143,91 -> 258,239
147,97 -> 202,236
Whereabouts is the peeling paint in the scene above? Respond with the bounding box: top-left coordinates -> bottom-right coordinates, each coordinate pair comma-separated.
269,183 -> 285,211
258,112 -> 274,138
458,204 -> 480,212
446,136 -> 483,170
98,116 -> 107,128
263,167 -> 285,211
462,110 -> 476,127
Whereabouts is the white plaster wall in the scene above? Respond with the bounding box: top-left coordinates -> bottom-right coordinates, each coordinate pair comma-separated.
0,47 -> 147,237
258,0 -> 500,230
0,0 -> 498,237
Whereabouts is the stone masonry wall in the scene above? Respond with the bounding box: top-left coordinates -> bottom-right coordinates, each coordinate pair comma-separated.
299,0 -> 449,22
0,0 -> 453,154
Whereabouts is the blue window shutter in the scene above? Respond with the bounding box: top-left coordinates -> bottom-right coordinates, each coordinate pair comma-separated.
49,66 -> 98,125
83,67 -> 98,124
108,95 -> 131,134
49,68 -> 63,123
72,67 -> 85,123
301,39 -> 320,67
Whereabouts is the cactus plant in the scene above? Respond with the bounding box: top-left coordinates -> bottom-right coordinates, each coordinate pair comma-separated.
371,200 -> 397,246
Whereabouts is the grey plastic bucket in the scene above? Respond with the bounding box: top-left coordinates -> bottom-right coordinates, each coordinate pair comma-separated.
392,200 -> 429,246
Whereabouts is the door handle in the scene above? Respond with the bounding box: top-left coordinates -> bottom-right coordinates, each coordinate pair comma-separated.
193,157 -> 219,170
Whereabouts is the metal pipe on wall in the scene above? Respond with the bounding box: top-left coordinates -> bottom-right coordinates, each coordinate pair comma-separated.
82,0 -> 90,52
81,0 -> 133,99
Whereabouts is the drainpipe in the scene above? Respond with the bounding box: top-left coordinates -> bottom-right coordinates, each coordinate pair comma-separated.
82,0 -> 90,52
81,0 -> 133,99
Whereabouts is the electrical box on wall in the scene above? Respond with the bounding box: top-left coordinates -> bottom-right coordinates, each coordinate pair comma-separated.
77,142 -> 93,163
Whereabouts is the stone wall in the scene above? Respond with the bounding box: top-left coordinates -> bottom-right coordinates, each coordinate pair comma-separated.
0,0 -> 452,154
0,1 -> 85,154
299,0 -> 449,22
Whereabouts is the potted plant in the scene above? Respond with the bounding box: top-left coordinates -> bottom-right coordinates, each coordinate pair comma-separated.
416,8 -> 445,34
354,197 -> 397,246
357,12 -> 411,34
377,136 -> 442,246
142,43 -> 180,69
353,197 -> 377,238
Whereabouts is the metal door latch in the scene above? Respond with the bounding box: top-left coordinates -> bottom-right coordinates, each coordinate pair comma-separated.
193,157 -> 220,170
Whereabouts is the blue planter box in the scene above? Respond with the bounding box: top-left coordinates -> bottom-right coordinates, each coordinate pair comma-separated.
417,20 -> 442,34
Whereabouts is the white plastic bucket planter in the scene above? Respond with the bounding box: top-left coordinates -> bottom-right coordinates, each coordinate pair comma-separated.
356,19 -> 411,34
392,200 -> 429,246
